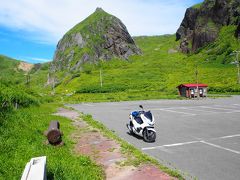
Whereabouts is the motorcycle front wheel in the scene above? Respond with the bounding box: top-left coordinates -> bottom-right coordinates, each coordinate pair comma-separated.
143,129 -> 156,143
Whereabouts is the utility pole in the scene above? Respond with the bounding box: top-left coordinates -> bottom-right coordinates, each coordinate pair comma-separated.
195,65 -> 199,99
26,73 -> 30,88
48,72 -> 55,95
232,51 -> 240,84
100,69 -> 103,88
52,77 -> 55,95
52,73 -> 55,95
236,51 -> 240,84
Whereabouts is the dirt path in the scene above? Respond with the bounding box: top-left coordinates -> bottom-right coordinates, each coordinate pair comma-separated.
55,108 -> 177,180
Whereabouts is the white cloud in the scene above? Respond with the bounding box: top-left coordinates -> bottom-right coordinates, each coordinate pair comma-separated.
19,56 -> 52,63
0,0 -> 200,44
28,57 -> 52,62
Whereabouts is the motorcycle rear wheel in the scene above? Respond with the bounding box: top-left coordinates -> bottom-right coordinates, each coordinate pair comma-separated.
143,129 -> 156,143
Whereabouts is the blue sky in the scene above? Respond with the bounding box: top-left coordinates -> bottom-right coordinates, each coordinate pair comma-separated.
0,0 -> 203,64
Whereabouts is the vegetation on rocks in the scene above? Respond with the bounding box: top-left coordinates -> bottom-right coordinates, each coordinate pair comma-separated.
51,8 -> 141,73
177,0 -> 240,53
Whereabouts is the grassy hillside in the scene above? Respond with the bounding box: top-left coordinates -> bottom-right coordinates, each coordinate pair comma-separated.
51,26 -> 239,102
0,55 -> 24,84
0,56 -> 50,111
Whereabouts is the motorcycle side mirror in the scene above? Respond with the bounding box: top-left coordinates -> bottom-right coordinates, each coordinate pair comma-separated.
139,105 -> 143,109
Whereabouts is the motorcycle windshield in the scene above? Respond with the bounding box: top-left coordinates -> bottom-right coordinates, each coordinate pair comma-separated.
144,111 -> 153,121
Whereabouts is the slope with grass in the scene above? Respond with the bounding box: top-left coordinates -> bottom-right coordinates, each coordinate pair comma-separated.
0,55 -> 25,84
0,104 -> 104,179
53,25 -> 239,102
0,55 -> 42,111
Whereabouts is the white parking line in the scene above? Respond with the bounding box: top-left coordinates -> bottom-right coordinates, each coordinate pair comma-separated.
142,141 -> 199,150
83,104 -> 95,107
200,141 -> 240,155
213,134 -> 240,140
181,107 -> 218,113
142,134 -> 240,155
214,104 -> 240,109
152,106 -> 240,116
199,106 -> 237,111
152,108 -> 196,116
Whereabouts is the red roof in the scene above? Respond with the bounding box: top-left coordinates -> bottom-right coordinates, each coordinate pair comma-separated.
177,84 -> 208,88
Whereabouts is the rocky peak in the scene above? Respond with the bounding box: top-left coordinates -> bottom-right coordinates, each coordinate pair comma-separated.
176,0 -> 240,53
95,7 -> 104,12
51,8 -> 141,72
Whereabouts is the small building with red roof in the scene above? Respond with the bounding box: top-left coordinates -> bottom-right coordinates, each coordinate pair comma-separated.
177,84 -> 208,98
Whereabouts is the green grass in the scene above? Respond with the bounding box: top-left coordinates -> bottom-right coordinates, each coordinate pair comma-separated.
0,104 -> 104,180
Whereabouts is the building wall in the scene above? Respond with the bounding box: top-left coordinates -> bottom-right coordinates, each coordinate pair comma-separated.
178,86 -> 208,98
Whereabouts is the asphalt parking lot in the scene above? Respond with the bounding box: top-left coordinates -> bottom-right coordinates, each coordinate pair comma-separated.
68,96 -> 240,180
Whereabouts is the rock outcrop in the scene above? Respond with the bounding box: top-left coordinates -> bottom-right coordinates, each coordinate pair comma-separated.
176,0 -> 240,53
18,62 -> 34,72
51,8 -> 141,72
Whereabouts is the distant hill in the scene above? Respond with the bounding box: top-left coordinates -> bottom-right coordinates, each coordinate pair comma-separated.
51,7 -> 141,72
176,0 -> 240,53
0,55 -> 50,91
0,55 -> 34,74
0,55 -> 25,84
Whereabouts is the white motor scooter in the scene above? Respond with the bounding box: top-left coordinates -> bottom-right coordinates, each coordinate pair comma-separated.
127,105 -> 156,142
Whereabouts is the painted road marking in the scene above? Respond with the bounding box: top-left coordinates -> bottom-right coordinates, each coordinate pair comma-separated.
181,107 -> 219,113
142,134 -> 240,155
142,141 -> 200,150
200,141 -> 240,155
212,134 -> 240,140
152,108 -> 196,116
152,106 -> 240,116
214,104 -> 240,109
199,106 -> 238,111
83,104 -> 95,107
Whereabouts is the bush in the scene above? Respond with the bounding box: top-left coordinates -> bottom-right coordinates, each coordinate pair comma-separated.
208,86 -> 240,93
0,84 -> 39,110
